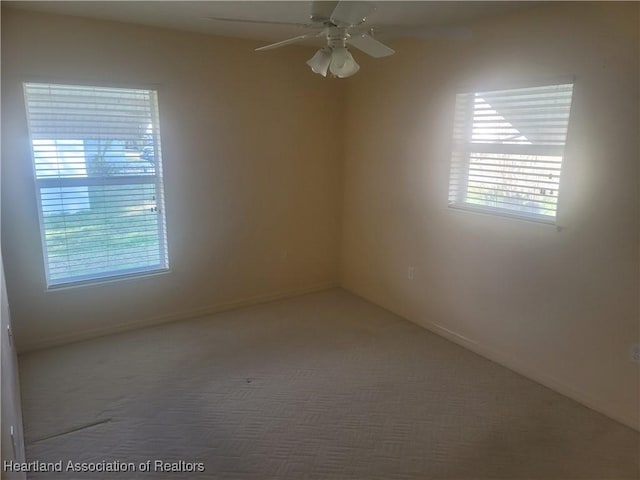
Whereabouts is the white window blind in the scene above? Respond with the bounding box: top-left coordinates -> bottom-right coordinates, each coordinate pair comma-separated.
448,83 -> 574,222
23,83 -> 169,287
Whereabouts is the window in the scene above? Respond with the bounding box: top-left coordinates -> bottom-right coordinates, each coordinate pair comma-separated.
448,82 -> 574,222
23,83 -> 169,287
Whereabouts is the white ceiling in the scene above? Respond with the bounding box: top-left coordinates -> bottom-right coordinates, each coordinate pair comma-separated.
5,1 -> 540,44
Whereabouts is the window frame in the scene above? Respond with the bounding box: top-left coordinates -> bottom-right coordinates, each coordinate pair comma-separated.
447,78 -> 575,225
23,80 -> 171,289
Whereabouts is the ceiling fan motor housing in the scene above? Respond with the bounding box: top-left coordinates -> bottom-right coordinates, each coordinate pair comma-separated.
327,27 -> 349,49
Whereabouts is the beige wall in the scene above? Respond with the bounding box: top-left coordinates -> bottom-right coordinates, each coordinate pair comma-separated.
1,9 -> 344,352
1,252 -> 27,479
2,2 -> 638,432
1,43 -> 27,471
341,2 -> 639,429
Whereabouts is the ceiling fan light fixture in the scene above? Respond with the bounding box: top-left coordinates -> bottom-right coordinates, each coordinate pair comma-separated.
329,48 -> 360,78
307,47 -> 332,76
330,46 -> 348,69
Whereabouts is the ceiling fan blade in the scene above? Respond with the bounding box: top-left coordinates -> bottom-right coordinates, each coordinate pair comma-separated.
310,0 -> 339,23
330,1 -> 376,26
207,16 -> 311,28
347,33 -> 394,58
255,31 -> 322,51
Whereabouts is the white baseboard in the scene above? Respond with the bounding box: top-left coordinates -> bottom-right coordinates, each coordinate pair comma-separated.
19,282 -> 338,353
420,318 -> 639,432
343,287 -> 639,432
20,282 -> 639,432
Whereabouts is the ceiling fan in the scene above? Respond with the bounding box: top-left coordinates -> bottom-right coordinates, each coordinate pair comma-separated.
208,1 -> 397,78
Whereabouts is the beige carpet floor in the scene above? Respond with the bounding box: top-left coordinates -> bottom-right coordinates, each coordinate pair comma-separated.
19,289 -> 639,479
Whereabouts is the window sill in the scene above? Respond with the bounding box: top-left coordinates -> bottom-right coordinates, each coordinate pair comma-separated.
447,203 -> 561,230
45,267 -> 171,292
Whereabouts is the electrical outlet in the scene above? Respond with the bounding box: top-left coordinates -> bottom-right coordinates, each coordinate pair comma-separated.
630,344 -> 640,364
407,267 -> 415,280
